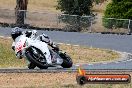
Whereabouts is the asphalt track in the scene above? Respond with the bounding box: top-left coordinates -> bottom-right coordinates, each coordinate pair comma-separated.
0,27 -> 132,72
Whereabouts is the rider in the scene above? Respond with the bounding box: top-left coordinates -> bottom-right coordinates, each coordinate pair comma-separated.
11,27 -> 59,68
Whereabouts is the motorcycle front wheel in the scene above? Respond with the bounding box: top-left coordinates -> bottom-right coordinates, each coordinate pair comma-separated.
25,46 -> 48,69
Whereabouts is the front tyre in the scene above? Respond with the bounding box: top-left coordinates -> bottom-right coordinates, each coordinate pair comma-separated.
59,53 -> 73,68
25,47 -> 48,69
37,65 -> 48,69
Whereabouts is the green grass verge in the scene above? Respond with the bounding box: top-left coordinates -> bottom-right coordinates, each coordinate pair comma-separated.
0,38 -> 120,67
0,38 -> 26,68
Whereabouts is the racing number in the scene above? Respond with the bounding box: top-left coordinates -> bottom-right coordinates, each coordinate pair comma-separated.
16,40 -> 23,52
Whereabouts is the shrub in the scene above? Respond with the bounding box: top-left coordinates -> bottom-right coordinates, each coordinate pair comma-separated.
103,0 -> 132,29
56,0 -> 93,31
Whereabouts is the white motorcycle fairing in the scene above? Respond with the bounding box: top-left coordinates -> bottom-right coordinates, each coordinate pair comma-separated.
14,35 -> 53,64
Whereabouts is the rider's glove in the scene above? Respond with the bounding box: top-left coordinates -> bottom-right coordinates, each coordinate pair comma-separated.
16,51 -> 23,59
51,42 -> 59,51
12,46 -> 15,51
25,31 -> 32,37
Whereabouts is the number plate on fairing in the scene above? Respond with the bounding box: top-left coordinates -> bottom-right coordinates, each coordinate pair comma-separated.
15,37 -> 27,53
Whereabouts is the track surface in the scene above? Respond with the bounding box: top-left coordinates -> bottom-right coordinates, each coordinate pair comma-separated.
0,27 -> 132,70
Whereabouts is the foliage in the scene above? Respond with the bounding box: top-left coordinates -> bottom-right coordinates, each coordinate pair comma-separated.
56,0 -> 93,31
103,0 -> 132,29
104,1 -> 132,19
103,18 -> 129,29
58,14 -> 92,31
56,0 -> 93,16
103,18 -> 116,29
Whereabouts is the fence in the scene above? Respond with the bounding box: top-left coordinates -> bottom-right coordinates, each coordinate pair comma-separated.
102,18 -> 132,34
0,9 -> 131,34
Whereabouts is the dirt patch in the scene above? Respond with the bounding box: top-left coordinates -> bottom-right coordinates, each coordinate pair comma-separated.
0,72 -> 131,88
0,72 -> 76,88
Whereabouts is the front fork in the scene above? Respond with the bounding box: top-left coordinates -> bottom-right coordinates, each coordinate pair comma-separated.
50,50 -> 63,65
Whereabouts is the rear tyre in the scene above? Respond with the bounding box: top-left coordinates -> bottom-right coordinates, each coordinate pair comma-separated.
59,52 -> 73,68
25,47 -> 48,69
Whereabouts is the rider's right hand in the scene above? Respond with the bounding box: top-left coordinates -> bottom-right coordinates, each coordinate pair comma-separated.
16,51 -> 23,59
51,43 -> 59,51
12,46 -> 15,51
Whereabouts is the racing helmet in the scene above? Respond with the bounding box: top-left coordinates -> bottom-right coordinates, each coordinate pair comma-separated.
11,27 -> 22,40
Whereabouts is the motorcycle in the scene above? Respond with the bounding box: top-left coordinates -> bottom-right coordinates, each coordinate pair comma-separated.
12,31 -> 73,69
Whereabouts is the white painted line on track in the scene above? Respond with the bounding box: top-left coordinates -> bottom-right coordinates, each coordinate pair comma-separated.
58,42 -> 80,47
126,59 -> 132,62
116,59 -> 132,63
0,36 -> 11,39
75,64 -> 80,67
114,61 -> 119,63
88,64 -> 93,65
102,63 -> 108,64
66,44 -> 71,46
57,43 -> 64,45
73,45 -> 79,47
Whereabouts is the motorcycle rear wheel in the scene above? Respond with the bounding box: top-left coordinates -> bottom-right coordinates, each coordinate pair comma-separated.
59,52 -> 73,68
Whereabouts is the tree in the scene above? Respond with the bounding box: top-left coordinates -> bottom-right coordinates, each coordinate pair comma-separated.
15,0 -> 28,26
104,0 -> 132,19
56,0 -> 93,16
56,0 -> 93,31
103,0 -> 132,32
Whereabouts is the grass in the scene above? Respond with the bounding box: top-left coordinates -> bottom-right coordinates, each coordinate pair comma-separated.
0,37 -> 119,67
0,38 -> 26,68
59,44 -> 119,64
